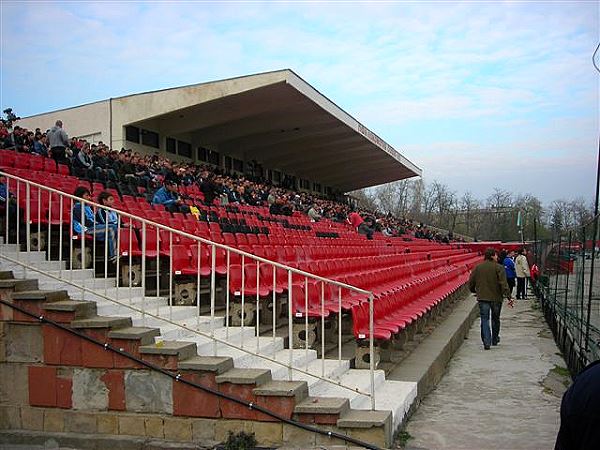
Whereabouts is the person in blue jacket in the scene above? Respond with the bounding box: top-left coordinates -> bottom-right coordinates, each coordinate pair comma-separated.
72,186 -> 117,261
152,180 -> 189,214
499,250 -> 516,297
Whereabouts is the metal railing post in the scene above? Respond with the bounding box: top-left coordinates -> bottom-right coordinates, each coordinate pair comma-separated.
241,254 -> 247,349
196,241 -> 201,330
25,182 -> 30,275
256,261 -> 260,353
369,292 -> 375,410
141,221 -> 147,327
211,244 -> 216,356
288,269 -> 293,381
321,281 -> 325,377
272,266 -> 277,359
225,250 -> 231,339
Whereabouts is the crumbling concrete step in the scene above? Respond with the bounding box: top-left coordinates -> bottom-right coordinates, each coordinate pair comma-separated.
11,289 -> 70,303
0,270 -> 14,279
42,300 -> 98,319
139,340 -> 197,361
215,367 -> 272,386
0,278 -> 38,291
178,355 -> 234,374
108,326 -> 161,346
71,315 -> 132,329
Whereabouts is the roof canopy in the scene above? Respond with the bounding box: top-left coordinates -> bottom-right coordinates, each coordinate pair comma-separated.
122,70 -> 421,192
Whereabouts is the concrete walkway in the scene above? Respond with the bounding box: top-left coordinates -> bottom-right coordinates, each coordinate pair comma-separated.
402,297 -> 569,450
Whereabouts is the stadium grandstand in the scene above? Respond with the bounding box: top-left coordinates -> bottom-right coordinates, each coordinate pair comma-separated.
0,70 -> 482,448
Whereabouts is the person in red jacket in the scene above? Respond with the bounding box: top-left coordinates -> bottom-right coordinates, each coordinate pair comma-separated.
348,209 -> 374,240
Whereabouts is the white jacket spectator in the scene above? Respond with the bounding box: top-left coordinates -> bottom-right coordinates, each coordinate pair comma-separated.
515,253 -> 530,277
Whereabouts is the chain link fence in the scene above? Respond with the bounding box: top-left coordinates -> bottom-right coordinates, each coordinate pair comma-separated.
533,217 -> 600,375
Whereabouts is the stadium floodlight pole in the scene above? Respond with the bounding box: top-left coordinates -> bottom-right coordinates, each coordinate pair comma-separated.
585,41 -> 600,356
578,227 -> 586,360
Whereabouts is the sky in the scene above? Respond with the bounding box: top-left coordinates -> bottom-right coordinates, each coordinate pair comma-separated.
1,0 -> 598,205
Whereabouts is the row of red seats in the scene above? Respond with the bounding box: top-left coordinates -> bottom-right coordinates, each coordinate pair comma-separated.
351,265 -> 472,340
0,151 -> 70,176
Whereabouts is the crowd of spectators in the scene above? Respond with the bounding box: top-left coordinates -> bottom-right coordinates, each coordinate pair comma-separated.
0,119 -> 461,244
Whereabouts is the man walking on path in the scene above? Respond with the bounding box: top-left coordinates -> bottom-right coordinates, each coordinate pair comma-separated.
515,248 -> 530,299
468,248 -> 513,350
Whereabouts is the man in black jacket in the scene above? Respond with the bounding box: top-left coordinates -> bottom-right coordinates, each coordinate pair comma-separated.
555,361 -> 600,450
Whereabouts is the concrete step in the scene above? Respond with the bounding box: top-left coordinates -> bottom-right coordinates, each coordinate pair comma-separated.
286,358 -> 351,390
96,296 -> 167,315
132,312 -> 223,338
166,326 -> 282,359
236,348 -> 319,379
352,379 -> 418,430
40,277 -> 116,290
67,286 -> 145,302
0,250 -> 47,263
8,268 -> 95,281
309,369 -> 387,408
0,258 -> 65,271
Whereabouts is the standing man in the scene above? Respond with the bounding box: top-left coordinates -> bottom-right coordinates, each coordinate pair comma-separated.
48,120 -> 70,167
515,248 -> 530,299
468,248 -> 513,350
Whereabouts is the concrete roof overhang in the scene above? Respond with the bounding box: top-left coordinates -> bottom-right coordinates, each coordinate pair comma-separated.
122,69 -> 422,192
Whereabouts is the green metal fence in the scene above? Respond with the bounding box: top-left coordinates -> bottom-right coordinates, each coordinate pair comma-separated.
534,218 -> 600,375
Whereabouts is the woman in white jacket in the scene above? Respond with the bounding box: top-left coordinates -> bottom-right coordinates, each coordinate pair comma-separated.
515,248 -> 530,299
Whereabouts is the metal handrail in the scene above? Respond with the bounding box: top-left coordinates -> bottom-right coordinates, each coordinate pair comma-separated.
0,170 -> 377,408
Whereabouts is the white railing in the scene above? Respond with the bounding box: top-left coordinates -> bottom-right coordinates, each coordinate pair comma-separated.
0,170 -> 377,409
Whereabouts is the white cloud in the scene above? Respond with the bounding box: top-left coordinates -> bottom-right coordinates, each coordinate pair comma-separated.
1,0 -> 597,204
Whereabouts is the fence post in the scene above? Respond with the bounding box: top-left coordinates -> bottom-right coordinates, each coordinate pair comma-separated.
585,215 -> 598,353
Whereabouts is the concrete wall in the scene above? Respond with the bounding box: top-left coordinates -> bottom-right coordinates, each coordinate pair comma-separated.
17,101 -> 110,145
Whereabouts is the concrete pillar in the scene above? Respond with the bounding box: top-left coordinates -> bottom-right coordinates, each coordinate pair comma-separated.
355,341 -> 380,369
392,329 -> 408,350
173,281 -> 197,306
292,320 -> 317,349
72,246 -> 92,269
230,302 -> 256,327
120,263 -> 142,287
29,231 -> 46,252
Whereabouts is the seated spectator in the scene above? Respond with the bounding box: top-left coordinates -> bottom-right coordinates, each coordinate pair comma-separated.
72,144 -> 94,179
72,187 -> 117,261
95,191 -> 120,227
348,209 -> 374,240
152,180 -> 190,214
307,204 -> 322,222
32,133 -> 48,156
198,171 -> 218,206
0,175 -> 20,238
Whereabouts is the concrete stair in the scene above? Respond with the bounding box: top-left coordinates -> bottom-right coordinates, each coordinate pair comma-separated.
0,244 -> 416,441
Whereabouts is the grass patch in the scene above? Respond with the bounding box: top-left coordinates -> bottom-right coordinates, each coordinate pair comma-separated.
397,430 -> 413,447
551,365 -> 571,378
